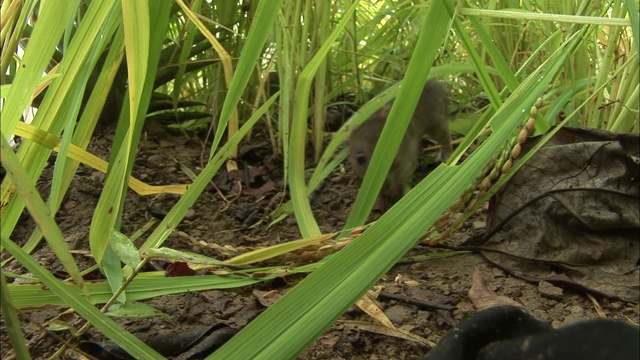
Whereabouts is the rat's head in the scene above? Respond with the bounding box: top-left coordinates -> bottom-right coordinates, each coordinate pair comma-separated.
350,147 -> 371,177
348,118 -> 383,178
354,149 -> 369,167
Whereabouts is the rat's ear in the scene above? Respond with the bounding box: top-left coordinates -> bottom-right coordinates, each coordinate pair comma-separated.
356,151 -> 368,165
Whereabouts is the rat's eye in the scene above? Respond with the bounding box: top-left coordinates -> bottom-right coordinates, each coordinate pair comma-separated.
356,151 -> 368,165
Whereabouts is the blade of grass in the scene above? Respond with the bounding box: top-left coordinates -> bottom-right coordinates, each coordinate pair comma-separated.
0,0 -> 77,135
1,236 -> 163,359
1,271 -> 31,360
468,15 -> 518,91
90,1 -> 172,304
1,0 -> 119,251
7,271 -> 270,309
342,0 -> 450,231
188,0 -> 283,155
289,0 -> 360,238
12,122 -> 189,196
174,0 -> 235,155
458,7 -> 630,26
172,0 -> 203,112
1,0 -> 35,77
0,133 -> 86,294
626,0 -> 639,52
88,0 -> 150,296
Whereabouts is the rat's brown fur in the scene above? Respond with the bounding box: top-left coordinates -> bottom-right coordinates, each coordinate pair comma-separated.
348,80 -> 450,208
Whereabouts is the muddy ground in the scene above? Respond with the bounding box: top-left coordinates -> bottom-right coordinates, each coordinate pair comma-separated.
3,122 -> 638,359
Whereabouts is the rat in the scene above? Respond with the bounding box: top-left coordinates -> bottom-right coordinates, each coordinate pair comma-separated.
348,79 -> 451,209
